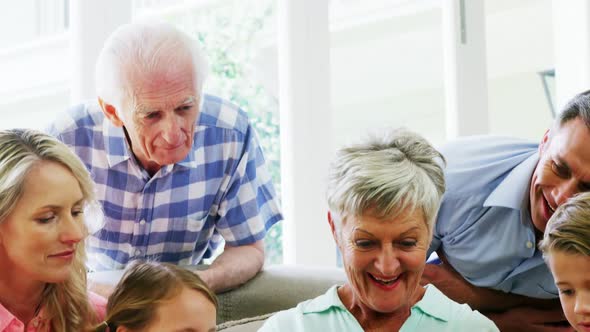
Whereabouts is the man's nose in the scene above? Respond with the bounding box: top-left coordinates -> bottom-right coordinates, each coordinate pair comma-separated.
162,116 -> 183,145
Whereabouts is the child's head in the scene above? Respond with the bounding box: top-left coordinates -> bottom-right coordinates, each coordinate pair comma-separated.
539,192 -> 590,331
97,261 -> 217,332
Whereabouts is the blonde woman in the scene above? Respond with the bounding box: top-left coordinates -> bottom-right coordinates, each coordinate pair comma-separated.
95,261 -> 217,332
540,192 -> 590,332
0,129 -> 106,331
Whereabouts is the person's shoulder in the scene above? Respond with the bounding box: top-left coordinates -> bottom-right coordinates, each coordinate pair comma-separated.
49,102 -> 105,136
440,135 -> 537,195
422,285 -> 499,331
87,291 -> 107,321
440,135 -> 537,165
260,289 -> 341,332
259,306 -> 302,331
446,307 -> 499,331
198,94 -> 251,135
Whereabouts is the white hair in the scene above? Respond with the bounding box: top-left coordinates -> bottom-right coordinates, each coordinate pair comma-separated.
95,21 -> 210,111
326,128 -> 446,235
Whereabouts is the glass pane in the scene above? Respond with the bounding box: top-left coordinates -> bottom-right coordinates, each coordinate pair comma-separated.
0,0 -> 68,49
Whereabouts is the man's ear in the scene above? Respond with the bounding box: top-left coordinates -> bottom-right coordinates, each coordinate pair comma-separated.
539,128 -> 551,153
98,97 -> 124,127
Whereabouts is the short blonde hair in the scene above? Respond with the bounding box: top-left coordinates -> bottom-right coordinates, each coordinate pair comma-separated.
326,128 -> 445,235
539,192 -> 590,256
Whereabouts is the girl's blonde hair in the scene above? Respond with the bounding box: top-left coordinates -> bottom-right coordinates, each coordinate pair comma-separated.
95,261 -> 217,331
539,192 -> 590,256
0,129 -> 100,331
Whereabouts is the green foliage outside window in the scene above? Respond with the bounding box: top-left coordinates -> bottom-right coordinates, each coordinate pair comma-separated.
161,0 -> 283,264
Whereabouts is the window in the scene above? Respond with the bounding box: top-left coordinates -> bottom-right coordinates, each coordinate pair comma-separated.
0,0 -> 70,130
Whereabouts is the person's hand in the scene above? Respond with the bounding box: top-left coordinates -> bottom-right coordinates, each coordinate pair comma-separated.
486,306 -> 573,332
421,252 -> 534,311
421,256 -> 478,306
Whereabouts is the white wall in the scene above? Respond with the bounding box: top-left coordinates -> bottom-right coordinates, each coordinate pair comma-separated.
330,0 -> 554,149
0,35 -> 70,130
0,0 -> 38,48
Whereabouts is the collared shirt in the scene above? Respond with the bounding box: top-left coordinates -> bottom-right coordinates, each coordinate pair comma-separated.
0,291 -> 106,332
259,284 -> 499,331
48,94 -> 282,270
429,135 -> 558,298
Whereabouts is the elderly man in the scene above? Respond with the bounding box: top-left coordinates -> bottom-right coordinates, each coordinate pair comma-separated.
48,22 -> 282,293
422,90 -> 590,331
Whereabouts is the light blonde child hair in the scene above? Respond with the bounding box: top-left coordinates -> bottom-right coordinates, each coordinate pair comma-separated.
539,192 -> 590,256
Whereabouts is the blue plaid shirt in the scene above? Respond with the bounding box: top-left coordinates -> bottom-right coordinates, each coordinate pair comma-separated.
48,95 -> 282,271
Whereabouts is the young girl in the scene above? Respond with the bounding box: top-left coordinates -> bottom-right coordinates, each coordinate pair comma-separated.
0,129 -> 105,331
539,192 -> 590,332
95,261 -> 217,332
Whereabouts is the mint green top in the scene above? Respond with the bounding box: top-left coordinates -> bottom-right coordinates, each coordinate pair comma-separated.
259,284 -> 499,332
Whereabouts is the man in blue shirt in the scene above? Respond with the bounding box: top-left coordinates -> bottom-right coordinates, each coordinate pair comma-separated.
49,22 -> 282,294
423,91 -> 590,332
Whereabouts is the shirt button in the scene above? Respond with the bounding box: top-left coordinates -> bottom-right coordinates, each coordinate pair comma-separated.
139,219 -> 146,225
135,249 -> 142,256
526,241 -> 533,249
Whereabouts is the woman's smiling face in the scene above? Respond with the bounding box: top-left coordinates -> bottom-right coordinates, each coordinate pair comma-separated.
332,208 -> 430,314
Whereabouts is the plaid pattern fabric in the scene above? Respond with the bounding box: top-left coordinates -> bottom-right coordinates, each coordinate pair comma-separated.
48,95 -> 282,271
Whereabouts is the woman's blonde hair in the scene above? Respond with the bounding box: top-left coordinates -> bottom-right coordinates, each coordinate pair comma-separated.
539,192 -> 590,256
95,261 -> 217,331
0,129 -> 100,331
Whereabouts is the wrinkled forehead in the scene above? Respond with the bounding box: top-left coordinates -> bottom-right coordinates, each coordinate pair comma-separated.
125,68 -> 198,111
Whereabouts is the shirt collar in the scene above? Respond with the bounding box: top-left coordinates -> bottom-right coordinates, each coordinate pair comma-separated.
483,152 -> 539,210
102,119 -> 132,167
301,285 -> 346,314
0,301 -> 49,331
410,285 -> 451,322
0,301 -> 15,331
302,285 -> 453,322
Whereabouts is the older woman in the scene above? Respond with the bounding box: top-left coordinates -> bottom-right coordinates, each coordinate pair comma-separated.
260,129 -> 499,331
0,129 -> 105,331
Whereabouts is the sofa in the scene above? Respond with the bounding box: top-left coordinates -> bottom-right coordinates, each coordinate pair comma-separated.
89,264 -> 347,331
